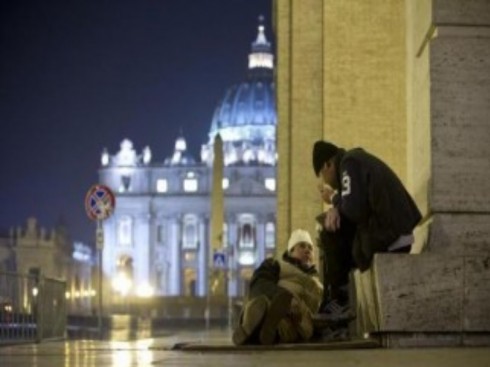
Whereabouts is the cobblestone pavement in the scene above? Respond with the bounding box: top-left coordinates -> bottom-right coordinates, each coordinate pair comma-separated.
1,329 -> 489,367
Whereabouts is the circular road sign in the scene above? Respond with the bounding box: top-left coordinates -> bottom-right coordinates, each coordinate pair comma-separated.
85,184 -> 115,221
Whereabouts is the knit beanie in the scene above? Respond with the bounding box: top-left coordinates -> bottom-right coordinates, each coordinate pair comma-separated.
287,229 -> 313,252
312,140 -> 339,176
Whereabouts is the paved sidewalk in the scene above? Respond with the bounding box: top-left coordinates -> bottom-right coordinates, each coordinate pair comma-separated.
0,328 -> 489,367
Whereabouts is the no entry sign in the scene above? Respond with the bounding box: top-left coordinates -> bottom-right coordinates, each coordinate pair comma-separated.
85,184 -> 115,221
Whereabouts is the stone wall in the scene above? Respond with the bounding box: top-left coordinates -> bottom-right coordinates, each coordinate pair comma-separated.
275,0 -> 490,345
275,0 -> 324,254
430,26 -> 490,213
323,0 -> 408,181
275,0 -> 410,253
352,0 -> 490,345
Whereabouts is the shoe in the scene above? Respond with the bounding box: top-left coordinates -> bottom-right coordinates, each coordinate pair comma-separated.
320,299 -> 355,323
232,296 -> 269,345
259,291 -> 293,345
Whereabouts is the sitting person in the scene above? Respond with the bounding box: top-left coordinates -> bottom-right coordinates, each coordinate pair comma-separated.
232,229 -> 323,345
312,140 -> 422,322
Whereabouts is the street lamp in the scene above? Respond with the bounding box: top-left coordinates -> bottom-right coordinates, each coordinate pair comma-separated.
112,273 -> 132,296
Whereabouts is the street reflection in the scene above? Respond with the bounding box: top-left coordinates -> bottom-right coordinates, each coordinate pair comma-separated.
113,347 -> 132,367
64,340 -> 88,367
135,339 -> 154,365
58,338 -> 155,367
112,340 -> 154,367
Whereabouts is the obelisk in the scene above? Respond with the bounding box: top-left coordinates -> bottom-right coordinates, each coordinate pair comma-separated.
209,133 -> 225,296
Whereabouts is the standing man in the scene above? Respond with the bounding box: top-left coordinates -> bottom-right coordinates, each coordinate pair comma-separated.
312,140 -> 422,319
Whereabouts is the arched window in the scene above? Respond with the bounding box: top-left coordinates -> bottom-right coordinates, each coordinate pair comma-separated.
182,215 -> 198,249
238,214 -> 256,249
265,222 -> 275,248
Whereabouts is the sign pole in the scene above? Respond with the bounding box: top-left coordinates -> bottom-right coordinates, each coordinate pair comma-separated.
227,247 -> 232,330
85,184 -> 115,340
96,220 -> 104,338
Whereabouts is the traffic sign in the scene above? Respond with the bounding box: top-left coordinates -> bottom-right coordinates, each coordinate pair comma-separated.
213,251 -> 226,269
85,184 -> 115,221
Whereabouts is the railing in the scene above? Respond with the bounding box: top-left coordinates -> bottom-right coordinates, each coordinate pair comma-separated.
0,271 -> 66,343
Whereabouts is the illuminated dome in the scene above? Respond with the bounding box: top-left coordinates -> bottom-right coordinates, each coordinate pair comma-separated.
201,18 -> 276,166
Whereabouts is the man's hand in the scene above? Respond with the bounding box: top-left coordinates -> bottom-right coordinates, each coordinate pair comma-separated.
318,183 -> 335,205
324,207 -> 341,232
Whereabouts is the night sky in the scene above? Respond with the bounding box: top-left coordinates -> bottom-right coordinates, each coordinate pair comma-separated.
0,0 -> 273,245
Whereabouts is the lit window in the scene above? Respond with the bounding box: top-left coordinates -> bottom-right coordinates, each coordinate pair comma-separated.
265,178 -> 276,191
184,178 -> 198,192
222,178 -> 229,189
249,52 -> 274,69
265,222 -> 275,248
238,215 -> 256,249
182,215 -> 198,249
156,179 -> 168,193
118,216 -> 132,246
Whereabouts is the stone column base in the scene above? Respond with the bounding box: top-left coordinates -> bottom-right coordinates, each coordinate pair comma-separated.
351,253 -> 490,347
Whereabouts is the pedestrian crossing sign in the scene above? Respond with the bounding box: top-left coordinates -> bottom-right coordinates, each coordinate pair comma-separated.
213,252 -> 226,269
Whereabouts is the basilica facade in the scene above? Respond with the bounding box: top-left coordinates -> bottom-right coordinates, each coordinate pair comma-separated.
98,22 -> 277,302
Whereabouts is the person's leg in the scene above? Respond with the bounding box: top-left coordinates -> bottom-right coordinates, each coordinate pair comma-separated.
276,317 -> 299,343
318,213 -> 356,309
245,268 -> 297,345
259,290 -> 293,345
289,298 -> 314,341
232,295 -> 269,345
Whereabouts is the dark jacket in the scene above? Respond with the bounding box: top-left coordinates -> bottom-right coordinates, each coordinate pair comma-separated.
334,148 -> 422,271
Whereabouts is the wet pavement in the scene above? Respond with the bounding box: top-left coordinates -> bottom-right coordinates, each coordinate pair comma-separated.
1,328 -> 489,367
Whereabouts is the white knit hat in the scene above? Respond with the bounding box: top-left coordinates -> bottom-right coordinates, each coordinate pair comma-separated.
287,229 -> 313,252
